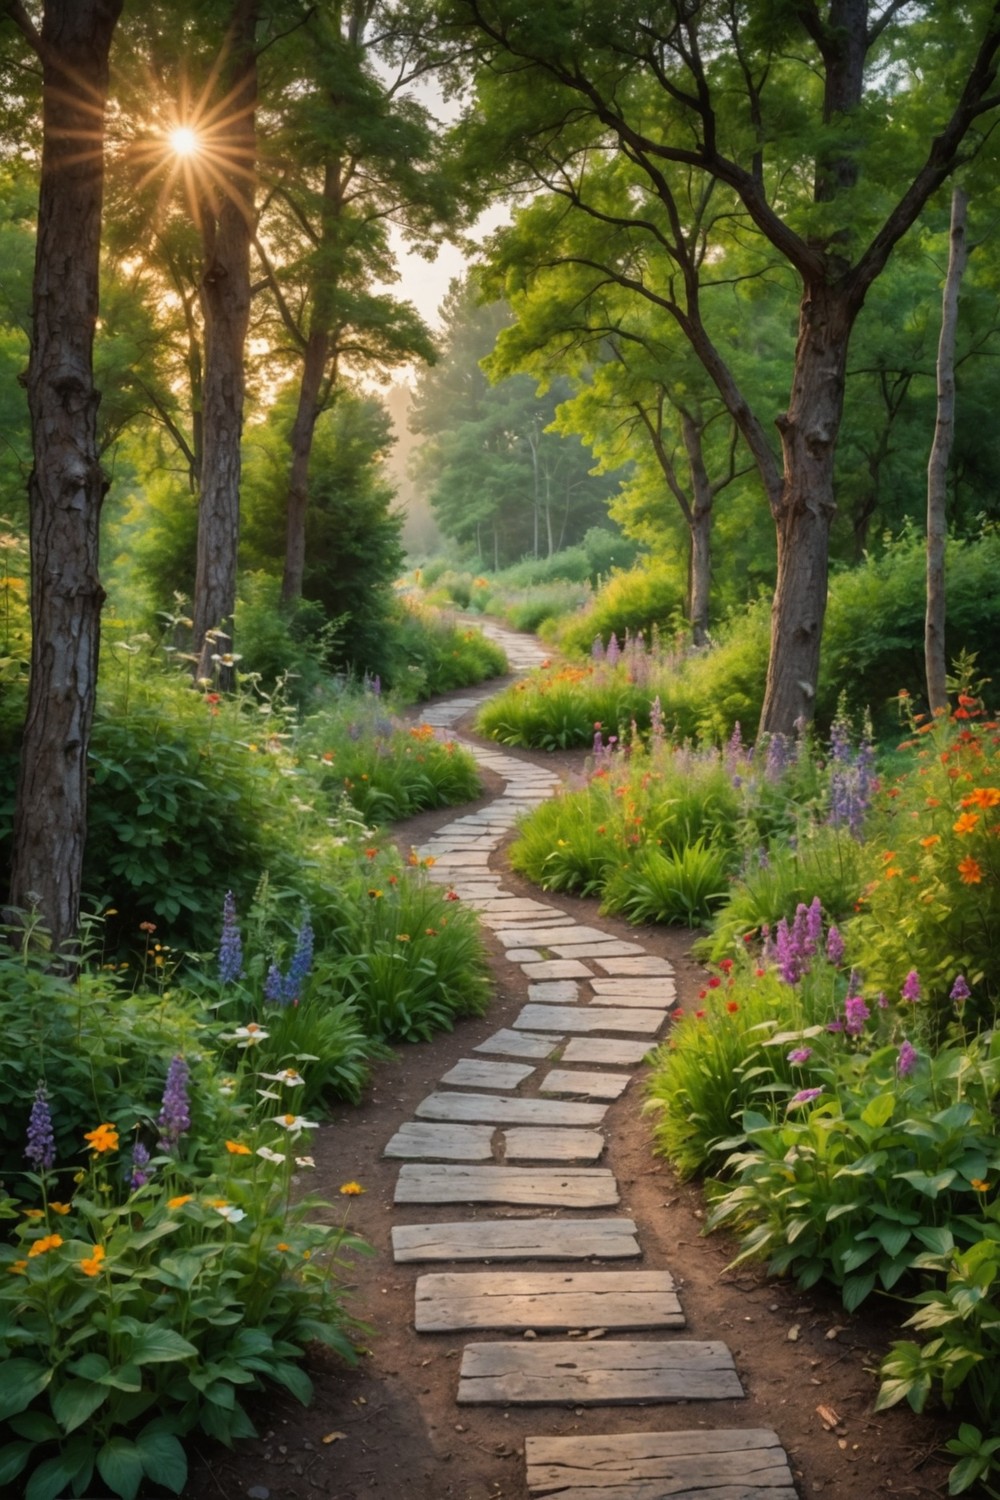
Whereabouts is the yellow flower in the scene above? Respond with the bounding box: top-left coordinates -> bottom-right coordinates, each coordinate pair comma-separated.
22,1208 -> 44,1219
225,1140 -> 252,1156
79,1245 -> 106,1277
276,1241 -> 291,1252
48,1202 -> 72,1216
28,1234 -> 63,1259
84,1123 -> 119,1154
339,1181 -> 365,1196
7,1260 -> 28,1275
971,1178 -> 990,1192
167,1194 -> 193,1210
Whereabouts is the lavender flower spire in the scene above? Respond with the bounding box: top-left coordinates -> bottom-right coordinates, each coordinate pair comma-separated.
950,975 -> 971,1004
606,632 -> 620,666
26,1083 -> 56,1172
157,1056 -> 191,1152
897,1040 -> 918,1078
844,995 -> 870,1036
130,1141 -> 152,1190
825,925 -> 845,967
805,898 -> 824,955
901,970 -> 921,1003
264,962 -> 287,1005
218,890 -> 243,984
284,915 -> 314,1002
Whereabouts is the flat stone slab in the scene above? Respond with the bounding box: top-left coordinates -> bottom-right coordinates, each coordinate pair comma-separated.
475,1029 -> 560,1059
549,941 -> 646,959
590,977 -> 677,1002
524,1429 -> 793,1497
383,1123 -> 494,1160
416,1092 -> 607,1126
507,948 -> 545,961
504,1127 -> 605,1162
496,926 -> 613,947
592,956 -> 675,976
416,1271 -> 682,1332
392,1217 -> 640,1263
459,1338 -> 740,1406
438,1059 -> 535,1091
562,1038 -> 653,1066
520,960 -> 595,980
528,981 -> 580,1004
540,1070 -> 630,1100
396,1164 -> 618,1208
514,1006 -> 667,1037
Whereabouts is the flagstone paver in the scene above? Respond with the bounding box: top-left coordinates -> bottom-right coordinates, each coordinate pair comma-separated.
391,1217 -> 640,1263
382,625 -> 796,1500
414,1270 -> 683,1331
458,1339 -> 742,1405
396,1164 -> 619,1208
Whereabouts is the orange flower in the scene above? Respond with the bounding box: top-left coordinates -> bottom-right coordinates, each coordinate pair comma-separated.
79,1245 -> 106,1277
970,1178 -> 990,1192
7,1260 -> 28,1275
919,835 -> 940,848
964,787 -> 1000,810
84,1123 -> 119,1154
225,1140 -> 252,1156
339,1181 -> 365,1196
167,1194 -> 193,1210
958,856 -> 984,885
28,1234 -> 63,1259
48,1202 -> 71,1216
953,812 -> 980,836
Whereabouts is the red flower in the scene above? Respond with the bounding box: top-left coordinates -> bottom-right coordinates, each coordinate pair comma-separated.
719,959 -> 734,973
707,976 -> 721,989
726,1001 -> 740,1014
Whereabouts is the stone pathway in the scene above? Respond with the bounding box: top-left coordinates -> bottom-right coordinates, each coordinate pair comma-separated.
385,624 -> 797,1498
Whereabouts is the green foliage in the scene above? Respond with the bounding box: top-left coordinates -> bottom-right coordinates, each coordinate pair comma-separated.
602,839 -> 731,926
385,600 -> 508,700
552,559 -> 685,658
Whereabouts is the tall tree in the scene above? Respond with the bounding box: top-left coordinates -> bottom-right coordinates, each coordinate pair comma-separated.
2,0 -> 123,951
434,0 -> 1000,733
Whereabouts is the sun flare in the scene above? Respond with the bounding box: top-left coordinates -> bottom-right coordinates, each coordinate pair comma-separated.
168,125 -> 199,158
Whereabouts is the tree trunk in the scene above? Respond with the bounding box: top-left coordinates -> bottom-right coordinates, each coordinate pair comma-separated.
926,187 -> 968,715
7,0 -> 123,954
760,283 -> 853,735
281,328 -> 328,604
680,411 -> 712,647
191,0 -> 257,678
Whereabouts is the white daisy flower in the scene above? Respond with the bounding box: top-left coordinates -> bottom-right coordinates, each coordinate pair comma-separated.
260,1069 -> 306,1087
256,1146 -> 287,1165
294,1155 -> 316,1169
211,1202 -> 246,1224
272,1113 -> 319,1136
221,1023 -> 269,1048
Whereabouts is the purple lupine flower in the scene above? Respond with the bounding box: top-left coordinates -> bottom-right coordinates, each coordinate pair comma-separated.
805,897 -> 824,955
827,709 -> 876,839
218,890 -> 243,984
787,1047 -> 813,1064
726,721 -> 743,767
876,990 -> 888,1009
791,903 -> 810,958
897,1040 -> 918,1078
606,632 -> 620,666
130,1141 -> 152,1190
901,970 -> 921,1003
264,962 -> 287,1005
950,975 -> 971,1004
789,1087 -> 823,1108
26,1084 -> 56,1172
825,925 -> 845,967
847,967 -> 863,993
844,995 -> 871,1035
591,635 -> 605,661
826,1018 -> 844,1033
157,1056 -> 191,1152
775,917 -> 803,985
284,915 -> 314,1001
764,732 -> 791,782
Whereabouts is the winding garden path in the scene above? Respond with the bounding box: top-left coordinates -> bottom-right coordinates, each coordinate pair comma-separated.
382,623 -> 798,1500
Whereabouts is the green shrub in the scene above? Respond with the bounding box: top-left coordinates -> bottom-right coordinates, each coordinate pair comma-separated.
386,601 -> 507,700
552,557 -> 684,657
602,838 -> 732,926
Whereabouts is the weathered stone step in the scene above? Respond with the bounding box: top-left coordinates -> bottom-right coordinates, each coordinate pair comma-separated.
458,1339 -> 740,1406
540,1069 -> 629,1100
475,1029 -> 561,1059
528,981 -> 580,1003
524,1429 -> 794,1498
415,1091 -> 607,1126
396,1164 -> 618,1208
592,956 -> 675,977
496,925 -> 621,947
384,1123 -> 605,1163
384,1122 -> 493,1160
561,1038 -> 652,1066
438,1058 -> 535,1090
514,1005 -> 667,1036
391,1217 -> 640,1263
414,1271 -> 683,1332
504,1127 -> 605,1162
520,960 -> 595,980
590,977 -> 675,997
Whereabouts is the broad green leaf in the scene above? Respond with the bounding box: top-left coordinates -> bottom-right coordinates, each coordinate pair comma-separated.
861,1093 -> 896,1129
0,1442 -> 31,1487
51,1378 -> 109,1434
25,1454 -> 80,1500
134,1428 -> 187,1495
0,1361 -> 53,1422
129,1326 -> 197,1365
96,1438 -> 144,1500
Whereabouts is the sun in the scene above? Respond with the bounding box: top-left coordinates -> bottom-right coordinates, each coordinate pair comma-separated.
168,125 -> 199,158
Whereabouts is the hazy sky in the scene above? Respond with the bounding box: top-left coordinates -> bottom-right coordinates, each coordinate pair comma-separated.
385,205 -> 510,331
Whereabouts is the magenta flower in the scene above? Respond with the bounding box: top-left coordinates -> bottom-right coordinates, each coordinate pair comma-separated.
789,1087 -> 823,1108
950,975 -> 971,1004
787,1047 -> 813,1065
876,990 -> 888,1009
901,970 -> 921,1003
825,925 -> 845,967
897,1040 -> 918,1078
844,996 -> 871,1036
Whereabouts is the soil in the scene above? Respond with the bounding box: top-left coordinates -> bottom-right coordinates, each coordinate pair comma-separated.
182,683 -> 954,1500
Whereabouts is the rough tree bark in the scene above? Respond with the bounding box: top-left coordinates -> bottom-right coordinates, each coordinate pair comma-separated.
926,187 -> 969,714
191,0 -> 258,677
5,0 -> 123,954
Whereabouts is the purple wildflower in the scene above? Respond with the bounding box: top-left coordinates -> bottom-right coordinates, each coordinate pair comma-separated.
591,635 -> 605,661
284,916 -> 314,1001
787,1047 -> 813,1064
897,1040 -> 918,1078
26,1084 -> 56,1172
764,732 -> 792,782
950,975 -> 971,1004
844,995 -> 871,1036
805,898 -> 823,955
606,632 -> 620,666
791,903 -> 810,957
876,991 -> 888,1009
827,709 -> 875,839
775,917 -> 803,985
649,695 -> 665,745
218,890 -> 243,984
264,962 -> 287,1005
826,1019 -> 844,1033
130,1141 -> 152,1190
901,970 -> 921,1003
157,1056 -> 191,1152
789,1087 -> 823,1108
825,925 -> 845,967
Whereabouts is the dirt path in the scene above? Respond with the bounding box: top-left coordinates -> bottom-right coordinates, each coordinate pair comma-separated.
184,626 -> 951,1500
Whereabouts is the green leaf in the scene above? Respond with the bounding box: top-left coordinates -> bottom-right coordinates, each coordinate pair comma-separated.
51,1378 -> 109,1434
0,1442 -> 31,1487
8,1411 -> 60,1442
842,1271 -> 876,1311
0,1361 -> 53,1422
68,1353 -> 109,1381
25,1454 -> 80,1500
948,1455 -> 988,1494
894,1168 -> 957,1198
96,1438 -> 144,1500
98,1363 -> 143,1393
861,1093 -> 896,1128
913,1225 -> 955,1255
134,1428 -> 187,1495
129,1326 -> 197,1365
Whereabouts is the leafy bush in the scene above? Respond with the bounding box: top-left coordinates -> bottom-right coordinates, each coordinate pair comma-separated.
602,838 -> 732,926
551,557 -> 684,657
386,601 -> 507,700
